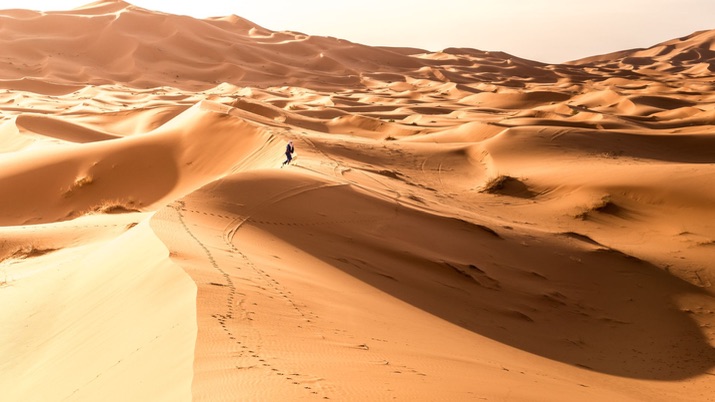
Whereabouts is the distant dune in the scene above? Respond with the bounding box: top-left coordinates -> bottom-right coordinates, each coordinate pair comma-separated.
1,1 -> 714,401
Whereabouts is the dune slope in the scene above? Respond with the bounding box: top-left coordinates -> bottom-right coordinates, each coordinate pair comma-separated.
1,1 -> 714,401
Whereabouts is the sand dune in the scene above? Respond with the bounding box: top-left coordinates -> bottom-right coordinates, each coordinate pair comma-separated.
1,1 -> 714,401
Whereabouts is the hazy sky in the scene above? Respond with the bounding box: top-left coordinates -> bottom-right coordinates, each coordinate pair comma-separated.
1,0 -> 713,63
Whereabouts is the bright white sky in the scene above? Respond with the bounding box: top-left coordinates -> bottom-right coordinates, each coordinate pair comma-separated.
1,0 -> 713,63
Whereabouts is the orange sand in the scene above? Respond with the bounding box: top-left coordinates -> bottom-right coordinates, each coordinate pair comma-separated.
0,1 -> 714,401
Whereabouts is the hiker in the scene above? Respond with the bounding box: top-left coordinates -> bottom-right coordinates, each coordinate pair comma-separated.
281,141 -> 295,167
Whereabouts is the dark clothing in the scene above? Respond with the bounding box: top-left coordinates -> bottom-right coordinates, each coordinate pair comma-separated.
282,143 -> 295,166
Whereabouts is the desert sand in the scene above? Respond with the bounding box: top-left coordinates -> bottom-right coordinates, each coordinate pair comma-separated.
0,1 -> 714,401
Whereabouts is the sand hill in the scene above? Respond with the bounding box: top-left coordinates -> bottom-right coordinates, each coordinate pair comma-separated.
1,1 -> 714,401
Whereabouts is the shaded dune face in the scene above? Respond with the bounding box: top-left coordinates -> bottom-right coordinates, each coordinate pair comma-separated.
1,1 -> 714,401
154,171 -> 715,381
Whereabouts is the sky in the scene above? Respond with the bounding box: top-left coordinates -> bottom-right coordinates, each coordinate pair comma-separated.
1,0 -> 713,63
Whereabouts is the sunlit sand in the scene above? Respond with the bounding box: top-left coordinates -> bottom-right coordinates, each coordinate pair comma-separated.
1,1 -> 714,401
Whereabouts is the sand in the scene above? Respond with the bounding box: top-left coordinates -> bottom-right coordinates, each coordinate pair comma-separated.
1,1 -> 714,401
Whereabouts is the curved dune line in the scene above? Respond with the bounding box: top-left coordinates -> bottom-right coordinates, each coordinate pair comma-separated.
1,3 -> 714,401
15,114 -> 119,143
0,78 -> 85,96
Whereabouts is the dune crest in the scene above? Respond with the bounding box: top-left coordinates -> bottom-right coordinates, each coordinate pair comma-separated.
1,2 -> 714,401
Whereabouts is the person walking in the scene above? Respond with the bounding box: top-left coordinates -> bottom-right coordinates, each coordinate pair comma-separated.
281,141 -> 295,167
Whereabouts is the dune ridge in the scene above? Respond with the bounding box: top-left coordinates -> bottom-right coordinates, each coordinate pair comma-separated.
1,1 -> 714,401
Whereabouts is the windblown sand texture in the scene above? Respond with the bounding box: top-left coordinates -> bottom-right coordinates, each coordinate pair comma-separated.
1,1 -> 714,401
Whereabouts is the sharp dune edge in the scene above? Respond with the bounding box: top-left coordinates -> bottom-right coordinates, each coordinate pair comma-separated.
0,0 -> 714,400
